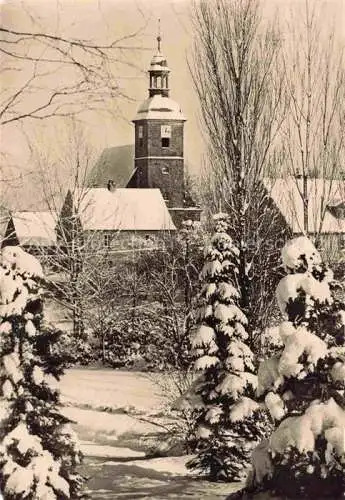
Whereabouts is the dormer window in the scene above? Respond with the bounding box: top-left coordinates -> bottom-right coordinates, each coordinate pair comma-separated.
328,203 -> 345,219
338,207 -> 345,219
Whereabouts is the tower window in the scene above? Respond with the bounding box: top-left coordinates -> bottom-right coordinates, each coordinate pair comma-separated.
138,125 -> 144,147
161,124 -> 171,148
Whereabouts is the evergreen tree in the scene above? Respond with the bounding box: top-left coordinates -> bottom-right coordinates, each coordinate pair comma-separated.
251,236 -> 345,498
0,246 -> 83,499
185,213 -> 268,481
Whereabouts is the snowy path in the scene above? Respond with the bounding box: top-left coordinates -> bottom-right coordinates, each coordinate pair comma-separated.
80,457 -> 241,499
59,368 -> 244,499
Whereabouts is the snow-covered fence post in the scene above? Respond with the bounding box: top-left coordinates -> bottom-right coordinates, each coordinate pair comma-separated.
182,213 -> 269,481
0,246 -> 83,499
250,236 -> 345,498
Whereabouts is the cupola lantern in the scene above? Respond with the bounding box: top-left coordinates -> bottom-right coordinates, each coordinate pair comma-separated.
148,21 -> 170,98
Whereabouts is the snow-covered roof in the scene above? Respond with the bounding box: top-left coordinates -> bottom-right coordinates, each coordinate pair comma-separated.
133,95 -> 186,121
10,211 -> 57,246
74,188 -> 176,231
263,177 -> 345,234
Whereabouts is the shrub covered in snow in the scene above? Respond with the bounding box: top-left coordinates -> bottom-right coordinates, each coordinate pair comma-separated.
92,304 -> 191,371
251,236 -> 345,498
0,246 -> 83,499
182,213 -> 269,481
53,330 -> 99,367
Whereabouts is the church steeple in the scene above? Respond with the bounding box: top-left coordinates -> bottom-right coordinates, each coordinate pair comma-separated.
131,26 -> 187,210
149,20 -> 170,98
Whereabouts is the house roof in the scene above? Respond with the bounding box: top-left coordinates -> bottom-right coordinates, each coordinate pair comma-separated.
263,177 -> 345,234
7,211 -> 57,246
74,188 -> 176,231
88,144 -> 135,188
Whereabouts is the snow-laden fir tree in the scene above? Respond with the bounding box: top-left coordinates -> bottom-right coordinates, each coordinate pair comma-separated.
184,213 -> 269,481
0,246 -> 83,499
250,236 -> 345,499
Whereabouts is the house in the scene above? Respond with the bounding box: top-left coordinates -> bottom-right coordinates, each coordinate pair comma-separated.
1,211 -> 57,254
58,187 -> 176,253
263,177 -> 345,261
88,34 -> 201,227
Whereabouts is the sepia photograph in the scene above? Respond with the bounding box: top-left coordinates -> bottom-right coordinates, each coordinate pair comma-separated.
0,0 -> 344,498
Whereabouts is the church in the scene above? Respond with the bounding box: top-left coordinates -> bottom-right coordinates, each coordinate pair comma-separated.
87,32 -> 201,228
2,35 -> 201,253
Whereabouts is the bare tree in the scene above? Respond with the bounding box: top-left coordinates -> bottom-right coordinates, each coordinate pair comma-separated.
190,0 -> 288,347
84,227 -> 203,369
0,1 -> 149,126
281,0 -> 345,241
26,120 -> 121,339
141,222 -> 204,367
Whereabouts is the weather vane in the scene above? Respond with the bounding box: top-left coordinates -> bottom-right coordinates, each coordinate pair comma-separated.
157,18 -> 161,52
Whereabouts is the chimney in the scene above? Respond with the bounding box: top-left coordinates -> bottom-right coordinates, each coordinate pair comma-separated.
107,179 -> 116,192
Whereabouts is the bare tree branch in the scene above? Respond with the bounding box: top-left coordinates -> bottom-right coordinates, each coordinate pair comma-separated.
0,2 -> 150,125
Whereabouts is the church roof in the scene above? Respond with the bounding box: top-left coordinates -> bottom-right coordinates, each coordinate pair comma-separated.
5,211 -> 57,246
74,188 -> 176,231
133,95 -> 186,121
263,177 -> 345,234
88,144 -> 134,188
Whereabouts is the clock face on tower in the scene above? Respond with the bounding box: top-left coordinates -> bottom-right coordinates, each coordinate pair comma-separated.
161,125 -> 171,138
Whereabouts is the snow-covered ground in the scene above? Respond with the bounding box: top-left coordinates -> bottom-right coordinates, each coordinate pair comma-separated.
61,369 -> 163,413
59,368 -> 244,499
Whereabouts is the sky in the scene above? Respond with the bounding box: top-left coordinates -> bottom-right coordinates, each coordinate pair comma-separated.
1,0 -> 344,210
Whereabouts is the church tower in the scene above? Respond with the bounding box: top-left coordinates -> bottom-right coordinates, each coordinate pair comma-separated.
131,30 -> 186,208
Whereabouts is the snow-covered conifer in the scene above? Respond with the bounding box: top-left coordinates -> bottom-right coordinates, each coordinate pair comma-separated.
252,236 -> 345,498
0,246 -> 83,499
185,213 -> 268,481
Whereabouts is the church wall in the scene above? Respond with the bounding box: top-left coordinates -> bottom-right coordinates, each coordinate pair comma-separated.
133,118 -> 185,207
134,120 -> 149,158
83,229 -> 175,254
134,157 -> 184,207
134,119 -> 184,158
169,207 -> 202,226
147,120 -> 184,157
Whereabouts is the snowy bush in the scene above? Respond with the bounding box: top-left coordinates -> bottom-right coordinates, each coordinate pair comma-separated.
93,305 -> 192,371
182,213 -> 269,481
251,236 -> 345,498
53,331 -> 98,367
0,246 -> 83,499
